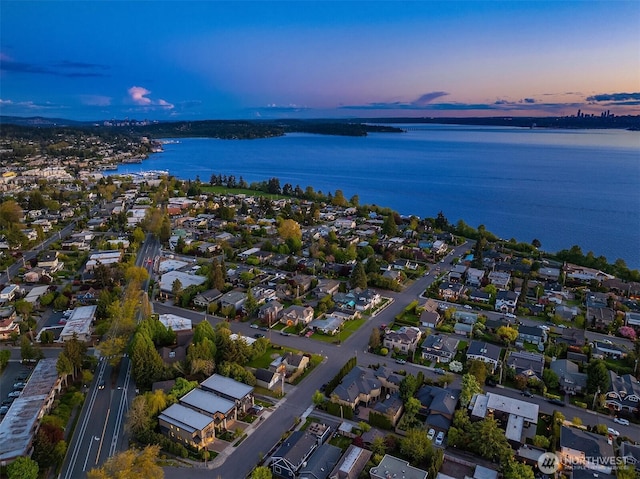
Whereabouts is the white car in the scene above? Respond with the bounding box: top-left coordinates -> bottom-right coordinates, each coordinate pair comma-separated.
505,313 -> 516,318
613,417 -> 630,426
435,431 -> 445,446
538,325 -> 550,331
607,427 -> 620,436
427,428 -> 436,440
463,305 -> 472,310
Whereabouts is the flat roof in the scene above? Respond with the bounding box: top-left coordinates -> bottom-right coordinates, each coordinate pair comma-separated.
158,259 -> 189,274
158,314 -> 192,332
68,305 -> 97,322
486,392 -> 538,423
158,403 -> 214,434
180,389 -> 235,415
200,374 -> 254,400
159,270 -> 206,292
0,359 -> 59,462
370,454 -> 428,479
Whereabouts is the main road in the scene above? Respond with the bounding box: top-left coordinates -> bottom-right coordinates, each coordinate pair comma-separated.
59,235 -> 160,478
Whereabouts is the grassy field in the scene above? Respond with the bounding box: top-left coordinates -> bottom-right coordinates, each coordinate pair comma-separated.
200,185 -> 283,199
311,318 -> 367,344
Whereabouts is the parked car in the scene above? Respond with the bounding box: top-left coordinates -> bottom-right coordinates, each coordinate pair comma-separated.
13,383 -> 26,390
547,398 -> 565,407
8,391 -> 21,398
0,406 -> 9,415
435,431 -> 444,445
280,331 -> 290,336
259,327 -> 269,331
395,358 -> 407,365
433,368 -> 446,375
613,417 -> 630,426
485,378 -> 497,387
607,427 -> 620,436
521,389 -> 533,397
506,313 -> 516,318
427,429 -> 436,441
254,333 -> 265,339
250,324 -> 259,329
463,305 -> 472,310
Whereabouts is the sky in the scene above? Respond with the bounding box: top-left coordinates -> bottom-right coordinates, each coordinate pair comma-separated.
1,1 -> 639,121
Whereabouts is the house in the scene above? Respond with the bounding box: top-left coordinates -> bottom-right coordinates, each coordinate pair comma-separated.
280,305 -> 314,327
559,426 -> 615,474
453,322 -> 473,337
37,251 -> 61,271
506,351 -> 544,382
488,271 -> 511,289
0,307 -> 19,340
218,290 -> 247,313
328,445 -> 372,479
469,392 -> 539,446
589,307 -> 617,329
255,368 -> 280,390
354,289 -> 381,311
372,393 -> 404,427
281,352 -> 310,376
258,301 -> 284,327
495,290 -> 519,313
438,283 -> 465,301
421,334 -> 459,363
518,325 -> 545,345
466,341 -> 503,373
299,443 -> 342,479
556,328 -> 586,348
468,289 -> 491,304
0,284 -> 20,303
309,315 -> 343,335
382,270 -> 402,283
416,385 -> 460,432
383,326 -> 422,353
592,341 -> 627,360
200,374 -> 254,414
331,366 -> 401,409
270,430 -> 320,479
192,289 -> 222,308
289,274 -> 314,296
620,442 -> 640,474
178,388 -> 237,431
314,279 -> 341,298
466,268 -> 485,287
419,309 -> 442,329
605,371 -> 640,413
157,403 -> 216,450
370,455 -> 428,479
550,359 -> 587,395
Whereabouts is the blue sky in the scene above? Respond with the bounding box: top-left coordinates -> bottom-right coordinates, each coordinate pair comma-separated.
1,1 -> 639,120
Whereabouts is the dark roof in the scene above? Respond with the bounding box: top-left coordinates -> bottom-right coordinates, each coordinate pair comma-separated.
467,340 -> 502,361
299,444 -> 342,479
518,325 -> 543,337
255,368 -> 278,383
272,431 -> 317,466
560,426 -> 612,459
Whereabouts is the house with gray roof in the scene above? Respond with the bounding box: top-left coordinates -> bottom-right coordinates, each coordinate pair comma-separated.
466,340 -> 503,373
506,351 -> 544,382
559,426 -> 615,474
518,325 -> 545,345
550,359 -> 587,395
179,388 -> 236,431
605,371 -> 640,413
270,430 -> 320,479
620,442 -> 640,473
370,455 -> 427,479
280,305 -> 314,327
200,373 -> 254,413
416,385 -> 460,432
158,403 -> 216,450
258,300 -> 284,327
373,393 -> 404,427
331,366 -> 401,409
328,445 -> 372,479
421,334 -> 459,364
299,443 -> 342,479
383,326 -> 422,353
309,315 -> 344,335
419,309 -> 442,328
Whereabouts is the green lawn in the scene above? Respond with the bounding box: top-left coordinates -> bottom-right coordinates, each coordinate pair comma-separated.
200,185 -> 283,199
246,345 -> 297,369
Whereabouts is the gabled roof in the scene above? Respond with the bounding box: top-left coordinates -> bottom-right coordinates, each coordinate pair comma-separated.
560,426 -> 613,459
200,374 -> 254,400
272,430 -> 318,468
466,340 -> 502,361
158,403 -> 214,434
299,443 -> 342,479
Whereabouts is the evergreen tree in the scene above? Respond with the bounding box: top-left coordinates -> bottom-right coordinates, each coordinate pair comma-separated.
130,333 -> 164,389
350,261 -> 368,289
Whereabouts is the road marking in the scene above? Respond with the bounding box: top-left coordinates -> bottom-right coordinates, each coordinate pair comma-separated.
95,407 -> 111,465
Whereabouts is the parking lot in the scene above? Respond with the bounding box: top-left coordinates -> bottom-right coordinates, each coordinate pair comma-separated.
0,361 -> 34,420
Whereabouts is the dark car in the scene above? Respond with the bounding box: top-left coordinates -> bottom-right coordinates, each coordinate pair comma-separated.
485,378 -> 497,387
521,389 -> 533,397
547,398 -> 565,407
98,381 -> 105,390
254,333 -> 265,339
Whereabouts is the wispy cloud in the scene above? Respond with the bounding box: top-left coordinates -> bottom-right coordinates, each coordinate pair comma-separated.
340,91 -> 450,110
0,54 -> 110,77
79,94 -> 112,106
127,86 -> 174,109
586,92 -> 640,102
0,98 -> 60,110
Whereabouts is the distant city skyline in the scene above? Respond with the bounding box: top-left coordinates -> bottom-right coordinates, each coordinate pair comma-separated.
1,1 -> 639,121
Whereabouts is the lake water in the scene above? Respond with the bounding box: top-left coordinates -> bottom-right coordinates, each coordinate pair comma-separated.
114,124 -> 640,269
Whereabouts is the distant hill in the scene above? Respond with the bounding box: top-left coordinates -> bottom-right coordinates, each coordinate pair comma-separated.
0,116 -> 95,127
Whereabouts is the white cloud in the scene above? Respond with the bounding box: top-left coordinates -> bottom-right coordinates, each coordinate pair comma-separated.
127,86 -> 174,109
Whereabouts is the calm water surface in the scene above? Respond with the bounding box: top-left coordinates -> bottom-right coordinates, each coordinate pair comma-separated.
115,125 -> 640,268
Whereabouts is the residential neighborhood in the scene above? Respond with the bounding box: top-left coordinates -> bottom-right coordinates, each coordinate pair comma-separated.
0,127 -> 638,479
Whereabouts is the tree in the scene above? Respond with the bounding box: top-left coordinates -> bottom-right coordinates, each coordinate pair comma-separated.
278,219 -> 301,242
382,214 -> 397,237
251,466 -> 273,479
7,457 -> 39,479
350,261 -> 367,289
467,360 -> 488,386
532,435 -> 550,449
586,360 -> 610,394
20,335 -> 43,362
531,238 -> 542,249
53,294 -> 69,312
615,464 -> 637,479
496,325 -> 518,345
542,368 -> 559,389
87,445 -> 164,479
0,200 -> 23,227
126,396 -> 152,440
449,360 -> 463,373
0,349 -> 10,371
502,459 -> 535,479
400,428 -> 433,465
171,278 -> 183,298
369,327 -> 381,350
130,332 -> 164,389
399,374 -> 418,402
244,289 -> 258,317
469,417 -> 511,461
14,299 -> 33,320
460,373 -> 483,407
210,259 -> 225,291
312,390 -> 325,407
97,336 -> 128,367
